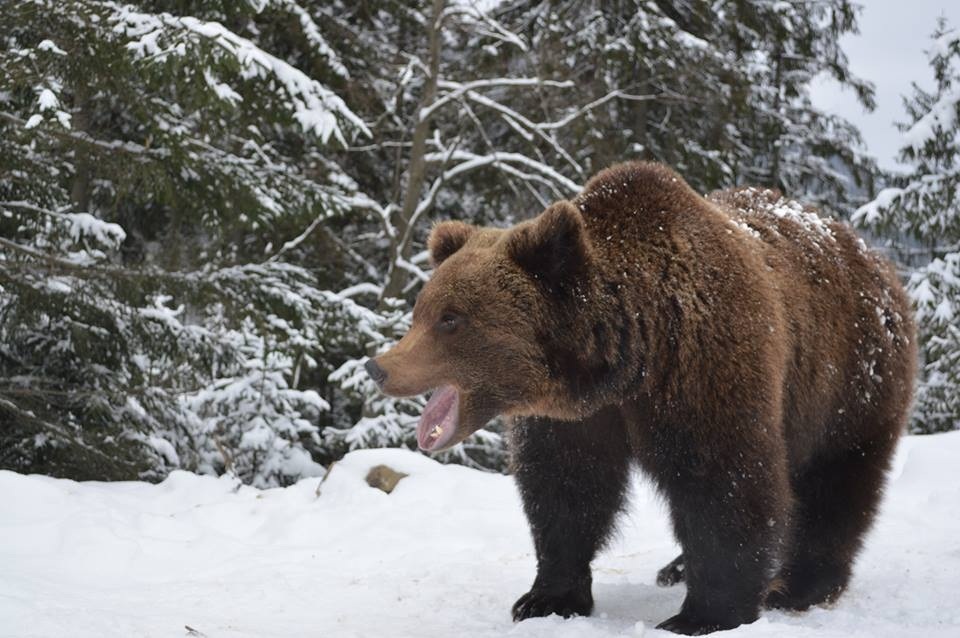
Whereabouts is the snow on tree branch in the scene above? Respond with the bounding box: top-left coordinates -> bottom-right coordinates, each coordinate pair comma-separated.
107,2 -> 369,143
424,149 -> 582,195
255,0 -> 350,79
422,78 -> 574,121
902,85 -> 960,151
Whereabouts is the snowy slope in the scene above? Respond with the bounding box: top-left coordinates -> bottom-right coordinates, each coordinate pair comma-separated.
1,433 -> 959,638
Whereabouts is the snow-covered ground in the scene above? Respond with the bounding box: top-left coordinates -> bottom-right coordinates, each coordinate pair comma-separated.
2,432 -> 959,638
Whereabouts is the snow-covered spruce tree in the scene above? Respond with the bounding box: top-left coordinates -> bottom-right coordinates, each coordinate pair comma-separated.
718,0 -> 878,214
490,0 -> 749,190
854,19 -> 960,433
491,0 -> 877,215
0,0 -> 369,483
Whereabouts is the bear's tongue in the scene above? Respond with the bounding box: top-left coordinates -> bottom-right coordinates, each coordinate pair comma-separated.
416,385 -> 459,451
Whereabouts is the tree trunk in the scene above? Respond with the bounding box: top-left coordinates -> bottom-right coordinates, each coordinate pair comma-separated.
70,87 -> 92,212
378,0 -> 446,308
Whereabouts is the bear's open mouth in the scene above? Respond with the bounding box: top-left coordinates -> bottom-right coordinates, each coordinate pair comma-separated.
416,385 -> 460,452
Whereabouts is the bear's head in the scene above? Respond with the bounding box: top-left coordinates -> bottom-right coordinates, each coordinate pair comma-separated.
365,200 -> 594,451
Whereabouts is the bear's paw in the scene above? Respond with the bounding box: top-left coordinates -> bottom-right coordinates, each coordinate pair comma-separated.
511,586 -> 593,621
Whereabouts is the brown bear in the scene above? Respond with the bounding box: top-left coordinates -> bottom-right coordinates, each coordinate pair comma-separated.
364,162 -> 916,634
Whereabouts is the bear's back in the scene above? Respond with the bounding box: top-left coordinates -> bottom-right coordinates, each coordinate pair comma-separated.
574,162 -> 705,235
573,163 -> 914,464
707,186 -> 914,462
708,187 -> 838,251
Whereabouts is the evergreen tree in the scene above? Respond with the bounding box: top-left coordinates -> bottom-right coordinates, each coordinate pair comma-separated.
717,0 -> 877,213
854,18 -> 960,433
0,0 -> 368,483
492,0 -> 877,214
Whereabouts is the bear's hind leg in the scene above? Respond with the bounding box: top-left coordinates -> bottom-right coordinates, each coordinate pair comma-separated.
766,435 -> 897,611
510,406 -> 631,622
654,437 -> 792,635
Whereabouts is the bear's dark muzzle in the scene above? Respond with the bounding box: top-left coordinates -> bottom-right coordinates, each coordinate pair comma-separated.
364,359 -> 388,388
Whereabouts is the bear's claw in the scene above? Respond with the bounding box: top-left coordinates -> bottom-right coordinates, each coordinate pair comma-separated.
512,588 -> 593,621
657,608 -> 759,635
656,613 -> 723,635
656,554 -> 686,587
764,579 -> 846,611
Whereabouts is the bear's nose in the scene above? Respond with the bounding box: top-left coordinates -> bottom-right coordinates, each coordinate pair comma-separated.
364,359 -> 388,388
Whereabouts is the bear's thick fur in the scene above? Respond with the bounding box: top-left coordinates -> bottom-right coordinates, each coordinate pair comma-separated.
366,162 -> 916,634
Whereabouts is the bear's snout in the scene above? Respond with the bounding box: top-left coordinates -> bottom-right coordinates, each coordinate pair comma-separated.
364,359 -> 388,388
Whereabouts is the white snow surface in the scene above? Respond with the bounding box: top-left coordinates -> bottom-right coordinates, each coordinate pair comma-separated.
2,433 -> 959,638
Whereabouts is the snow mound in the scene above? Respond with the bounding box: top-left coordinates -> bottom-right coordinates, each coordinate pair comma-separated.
2,434 -> 959,637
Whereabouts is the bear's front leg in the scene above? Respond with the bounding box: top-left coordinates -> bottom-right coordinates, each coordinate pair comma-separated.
655,439 -> 792,635
509,408 -> 631,621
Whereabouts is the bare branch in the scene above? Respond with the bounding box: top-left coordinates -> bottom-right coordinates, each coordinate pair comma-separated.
460,91 -> 583,174
420,78 -> 574,121
445,4 -> 529,51
425,150 -> 582,195
457,97 -> 531,204
536,89 -> 671,131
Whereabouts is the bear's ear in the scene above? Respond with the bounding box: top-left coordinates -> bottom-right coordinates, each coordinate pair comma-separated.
507,200 -> 591,289
428,221 -> 476,267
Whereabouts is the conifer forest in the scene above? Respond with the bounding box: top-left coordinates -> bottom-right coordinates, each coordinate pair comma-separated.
2,1 -> 959,487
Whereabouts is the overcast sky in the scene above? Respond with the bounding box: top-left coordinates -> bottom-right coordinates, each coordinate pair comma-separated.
810,1 -> 960,171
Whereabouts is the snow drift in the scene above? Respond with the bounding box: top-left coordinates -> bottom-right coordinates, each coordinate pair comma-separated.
1,432 -> 959,637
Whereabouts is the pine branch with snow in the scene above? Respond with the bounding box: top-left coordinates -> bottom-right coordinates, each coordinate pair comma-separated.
0,0 -> 372,482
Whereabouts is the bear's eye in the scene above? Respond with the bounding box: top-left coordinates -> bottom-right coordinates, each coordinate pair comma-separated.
437,312 -> 461,334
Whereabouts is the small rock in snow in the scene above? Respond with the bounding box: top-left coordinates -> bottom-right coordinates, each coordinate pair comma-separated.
365,464 -> 408,494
